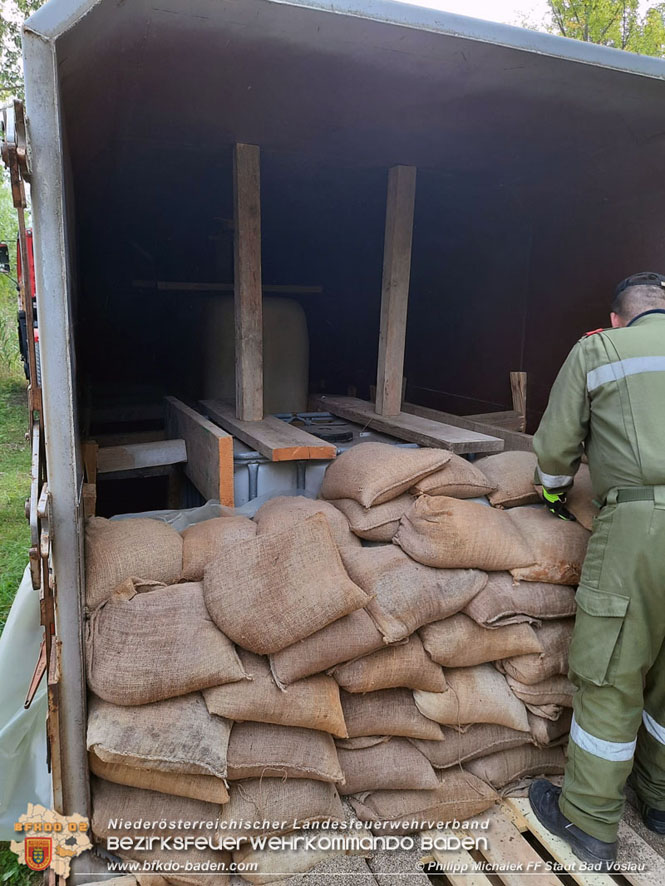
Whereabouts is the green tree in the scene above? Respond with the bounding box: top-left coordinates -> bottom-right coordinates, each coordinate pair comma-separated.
0,0 -> 45,102
545,0 -> 665,56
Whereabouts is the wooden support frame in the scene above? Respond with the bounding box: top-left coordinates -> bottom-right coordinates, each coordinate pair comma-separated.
376,165 -> 417,416
510,370 -> 527,432
401,400 -> 533,452
165,397 -> 234,506
233,143 -> 263,421
96,439 -> 187,474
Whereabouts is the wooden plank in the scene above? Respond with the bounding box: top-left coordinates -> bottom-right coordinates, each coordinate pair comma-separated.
504,798 -> 617,886
475,806 -> 562,886
81,440 -> 98,483
97,438 -> 187,474
202,399 -> 337,462
376,165 -> 416,416
82,482 -> 96,518
401,400 -> 534,452
421,829 -> 493,886
467,410 -> 523,431
233,143 -> 263,421
311,395 -> 503,454
511,371 -> 528,432
165,397 -> 234,507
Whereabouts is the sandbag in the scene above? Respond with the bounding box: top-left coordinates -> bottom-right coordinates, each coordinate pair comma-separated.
86,580 -> 248,705
465,745 -> 566,789
528,709 -> 572,747
204,649 -> 347,737
349,770 -> 496,834
500,619 -> 574,684
414,665 -> 530,732
254,496 -> 361,549
233,847 -> 373,885
89,753 -> 228,804
320,443 -> 451,507
463,572 -> 576,628
87,693 -> 230,778
181,516 -> 257,581
394,496 -> 535,571
341,688 -> 444,740
410,453 -> 495,498
508,506 -> 589,585
411,724 -> 531,769
419,614 -> 542,668
330,495 -> 414,542
565,464 -> 599,531
506,674 -> 575,708
270,609 -> 385,686
331,635 -> 447,693
85,517 -> 183,609
337,738 -> 438,794
476,451 -> 540,508
335,736 -> 391,750
220,779 -> 345,839
204,514 -> 370,654
340,545 -> 486,643
226,722 -> 344,783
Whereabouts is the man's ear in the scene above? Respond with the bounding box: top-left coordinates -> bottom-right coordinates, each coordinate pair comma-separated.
610,312 -> 624,328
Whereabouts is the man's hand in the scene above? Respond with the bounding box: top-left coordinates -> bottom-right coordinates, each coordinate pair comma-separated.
542,488 -> 577,521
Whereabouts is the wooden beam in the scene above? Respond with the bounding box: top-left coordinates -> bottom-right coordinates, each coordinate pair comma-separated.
202,399 -> 337,462
165,397 -> 234,507
510,370 -> 528,432
97,439 -> 187,474
401,400 -> 534,452
376,166 -> 417,416
467,409 -> 523,431
233,143 -> 263,421
311,395 -> 503,454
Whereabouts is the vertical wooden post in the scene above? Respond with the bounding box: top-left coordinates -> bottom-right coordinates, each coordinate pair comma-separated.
375,165 -> 417,416
233,143 -> 263,421
510,371 -> 527,432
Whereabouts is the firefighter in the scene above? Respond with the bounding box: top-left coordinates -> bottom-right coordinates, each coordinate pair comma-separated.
528,271 -> 665,871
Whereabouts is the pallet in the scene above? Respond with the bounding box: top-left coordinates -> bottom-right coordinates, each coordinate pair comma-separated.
421,797 -> 663,886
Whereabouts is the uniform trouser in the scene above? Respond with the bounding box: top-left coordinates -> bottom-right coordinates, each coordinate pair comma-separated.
559,487 -> 665,843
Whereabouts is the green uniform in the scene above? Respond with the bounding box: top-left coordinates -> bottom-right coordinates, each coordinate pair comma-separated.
533,310 -> 665,843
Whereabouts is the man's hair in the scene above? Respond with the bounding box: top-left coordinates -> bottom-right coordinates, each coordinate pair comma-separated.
611,284 -> 665,320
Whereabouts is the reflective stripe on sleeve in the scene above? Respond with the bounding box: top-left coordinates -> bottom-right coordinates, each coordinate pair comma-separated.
570,714 -> 636,762
643,711 -> 665,746
587,356 -> 665,393
536,466 -> 574,489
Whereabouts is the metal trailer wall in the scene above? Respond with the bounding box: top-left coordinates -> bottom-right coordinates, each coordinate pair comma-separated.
23,0 -> 665,827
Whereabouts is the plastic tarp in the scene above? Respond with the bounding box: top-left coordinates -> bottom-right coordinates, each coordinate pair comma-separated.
0,565 -> 51,840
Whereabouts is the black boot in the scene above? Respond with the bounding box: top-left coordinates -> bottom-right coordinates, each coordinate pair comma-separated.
528,779 -> 617,872
627,775 -> 665,834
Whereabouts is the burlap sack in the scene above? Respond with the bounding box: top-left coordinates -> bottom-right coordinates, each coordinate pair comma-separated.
476,451 -> 540,508
181,516 -> 257,581
465,745 -> 566,789
341,688 -> 444,740
254,496 -> 361,550
331,635 -> 447,693
337,738 -> 438,794
508,506 -> 589,585
330,495 -> 414,542
349,771 -> 496,834
226,722 -> 343,782
340,545 -> 486,643
320,443 -> 451,507
410,453 -> 495,498
220,779 -> 345,838
89,753 -> 229,804
566,464 -> 599,531
500,619 -> 574,684
528,709 -> 572,747
419,613 -> 543,668
270,609 -> 385,686
204,514 -> 370,654
85,517 -> 183,609
506,674 -> 575,708
411,724 -> 531,769
204,649 -> 347,737
87,693 -> 230,777
86,580 -> 248,705
463,572 -> 577,628
394,496 -> 535,570
414,665 -> 530,732
335,736 -> 392,750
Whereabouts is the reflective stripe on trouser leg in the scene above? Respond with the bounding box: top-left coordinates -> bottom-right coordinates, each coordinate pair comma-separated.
633,711 -> 665,811
570,714 -> 636,761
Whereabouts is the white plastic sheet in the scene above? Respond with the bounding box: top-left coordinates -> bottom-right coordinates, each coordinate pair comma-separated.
0,565 -> 51,839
